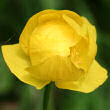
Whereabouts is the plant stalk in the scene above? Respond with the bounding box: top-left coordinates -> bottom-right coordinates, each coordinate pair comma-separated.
43,83 -> 54,110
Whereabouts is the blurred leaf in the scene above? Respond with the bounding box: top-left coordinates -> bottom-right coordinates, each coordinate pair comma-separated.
55,88 -> 109,110
95,29 -> 110,73
101,0 -> 110,4
18,85 -> 32,110
0,46 -> 13,94
18,0 -> 41,20
65,0 -> 95,24
87,0 -> 110,33
17,84 -> 43,110
0,0 -> 8,12
39,0 -> 63,9
18,0 -> 34,19
55,89 -> 90,110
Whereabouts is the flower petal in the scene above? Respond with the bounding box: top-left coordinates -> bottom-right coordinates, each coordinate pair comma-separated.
19,9 -> 59,54
61,11 -> 88,40
26,56 -> 83,81
1,44 -> 50,89
62,13 -> 97,71
55,60 -> 108,93
81,17 -> 97,42
60,10 -> 82,25
70,38 -> 89,70
62,14 -> 81,35
70,25 -> 97,71
29,19 -> 81,66
19,10 -> 83,55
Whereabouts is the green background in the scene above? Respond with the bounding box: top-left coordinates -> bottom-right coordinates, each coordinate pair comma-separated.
0,0 -> 110,110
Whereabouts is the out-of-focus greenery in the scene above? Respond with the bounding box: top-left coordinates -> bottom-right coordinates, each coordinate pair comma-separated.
0,0 -> 110,110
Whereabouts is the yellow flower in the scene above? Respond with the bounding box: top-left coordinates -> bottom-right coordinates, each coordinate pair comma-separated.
2,10 -> 108,93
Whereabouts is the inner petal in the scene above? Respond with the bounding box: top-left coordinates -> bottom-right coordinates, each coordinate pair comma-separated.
70,32 -> 97,71
26,56 -> 84,81
70,37 -> 89,70
29,20 -> 81,65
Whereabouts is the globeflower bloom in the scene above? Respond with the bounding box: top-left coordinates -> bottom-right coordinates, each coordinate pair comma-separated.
2,10 -> 107,93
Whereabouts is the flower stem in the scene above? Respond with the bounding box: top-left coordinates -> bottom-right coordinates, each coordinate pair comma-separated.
43,83 -> 54,110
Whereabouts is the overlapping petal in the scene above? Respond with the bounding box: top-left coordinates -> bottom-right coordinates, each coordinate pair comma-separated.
2,44 -> 50,89
26,56 -> 83,81
55,60 -> 107,93
29,19 -> 81,65
19,10 -> 59,54
19,9 -> 82,55
70,17 -> 97,71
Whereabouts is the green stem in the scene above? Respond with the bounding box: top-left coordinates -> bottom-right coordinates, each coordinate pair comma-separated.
43,83 -> 54,110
